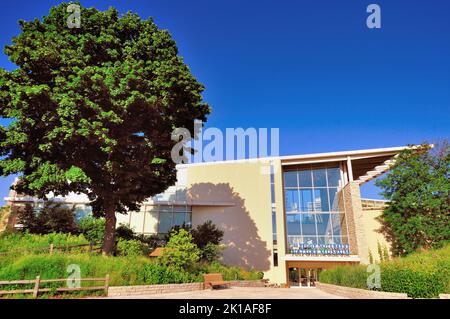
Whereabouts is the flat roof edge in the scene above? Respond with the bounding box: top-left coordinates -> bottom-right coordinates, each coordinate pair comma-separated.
177,146 -> 412,168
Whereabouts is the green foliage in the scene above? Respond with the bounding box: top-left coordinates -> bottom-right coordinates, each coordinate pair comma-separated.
191,220 -> 224,249
116,238 -> 148,257
115,224 -> 136,241
78,216 -> 105,243
0,253 -> 194,287
0,231 -> 264,297
17,202 -> 78,234
159,228 -> 200,271
320,265 -> 369,289
375,142 -> 450,256
0,2 -> 210,254
200,243 -> 224,263
164,223 -> 191,242
319,244 -> 450,298
0,232 -> 89,254
138,263 -> 195,284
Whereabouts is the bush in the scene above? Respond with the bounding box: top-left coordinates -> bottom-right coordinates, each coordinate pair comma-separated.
319,265 -> 368,289
159,229 -> 200,271
319,244 -> 450,298
200,243 -> 224,263
115,224 -> 135,241
78,217 -> 105,243
191,220 -> 224,249
116,239 -> 148,257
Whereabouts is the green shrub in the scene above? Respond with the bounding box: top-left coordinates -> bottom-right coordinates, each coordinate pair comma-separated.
137,263 -> 195,284
191,220 -> 224,249
319,244 -> 450,298
116,239 -> 147,257
200,243 -> 224,263
320,265 -> 368,289
78,217 -> 105,243
116,224 -> 135,241
159,229 -> 200,271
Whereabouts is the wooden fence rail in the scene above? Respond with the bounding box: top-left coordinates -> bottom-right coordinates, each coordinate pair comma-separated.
0,274 -> 109,298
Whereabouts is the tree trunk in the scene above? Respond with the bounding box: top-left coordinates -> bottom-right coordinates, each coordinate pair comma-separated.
102,200 -> 117,256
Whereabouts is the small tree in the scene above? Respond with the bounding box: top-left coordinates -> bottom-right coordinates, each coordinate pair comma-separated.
159,228 -> 200,271
191,220 -> 224,249
376,142 -> 450,256
17,201 -> 78,234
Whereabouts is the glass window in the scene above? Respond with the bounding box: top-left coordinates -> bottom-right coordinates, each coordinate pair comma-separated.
272,210 -> 277,234
173,205 -> 188,213
286,214 -> 301,235
299,189 -> 313,212
283,163 -> 346,254
303,236 -> 317,246
328,187 -> 339,211
313,189 -> 329,212
301,213 -> 316,236
327,167 -> 340,187
298,170 -> 312,187
285,189 -> 299,212
173,213 -> 187,227
158,212 -> 173,233
312,169 -> 327,187
144,207 -> 159,234
315,213 -> 333,237
318,236 -> 334,245
331,213 -> 347,237
284,172 -> 298,188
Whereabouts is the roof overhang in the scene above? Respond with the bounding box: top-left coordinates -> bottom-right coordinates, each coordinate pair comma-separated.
280,146 -> 417,186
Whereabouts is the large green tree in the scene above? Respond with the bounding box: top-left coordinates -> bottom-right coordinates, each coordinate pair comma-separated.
376,142 -> 450,256
0,3 -> 209,254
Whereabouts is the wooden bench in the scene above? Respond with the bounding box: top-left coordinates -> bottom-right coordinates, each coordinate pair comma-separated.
203,273 -> 231,290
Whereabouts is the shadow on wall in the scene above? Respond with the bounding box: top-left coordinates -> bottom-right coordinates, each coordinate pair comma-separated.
189,183 -> 271,272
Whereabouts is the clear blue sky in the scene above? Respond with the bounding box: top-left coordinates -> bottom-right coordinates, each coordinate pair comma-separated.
0,0 -> 449,202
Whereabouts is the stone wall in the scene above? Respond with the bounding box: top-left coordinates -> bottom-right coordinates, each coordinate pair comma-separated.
316,282 -> 408,299
108,283 -> 204,297
108,280 -> 267,297
342,182 -> 369,264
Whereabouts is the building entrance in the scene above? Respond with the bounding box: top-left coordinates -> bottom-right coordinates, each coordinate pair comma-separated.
288,267 -> 321,287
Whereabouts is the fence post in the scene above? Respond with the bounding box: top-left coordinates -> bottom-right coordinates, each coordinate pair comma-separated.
49,244 -> 54,255
89,242 -> 93,253
104,274 -> 109,296
33,275 -> 40,298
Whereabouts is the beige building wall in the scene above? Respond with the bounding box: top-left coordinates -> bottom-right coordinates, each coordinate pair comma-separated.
361,208 -> 392,262
185,160 -> 286,283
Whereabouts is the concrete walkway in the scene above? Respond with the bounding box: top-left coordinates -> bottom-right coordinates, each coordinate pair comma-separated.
105,287 -> 345,299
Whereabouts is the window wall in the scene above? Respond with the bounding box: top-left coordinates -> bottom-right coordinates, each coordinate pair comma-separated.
123,204 -> 192,235
284,163 -> 349,252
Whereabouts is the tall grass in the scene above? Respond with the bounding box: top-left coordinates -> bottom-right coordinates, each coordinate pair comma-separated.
0,232 -> 89,254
